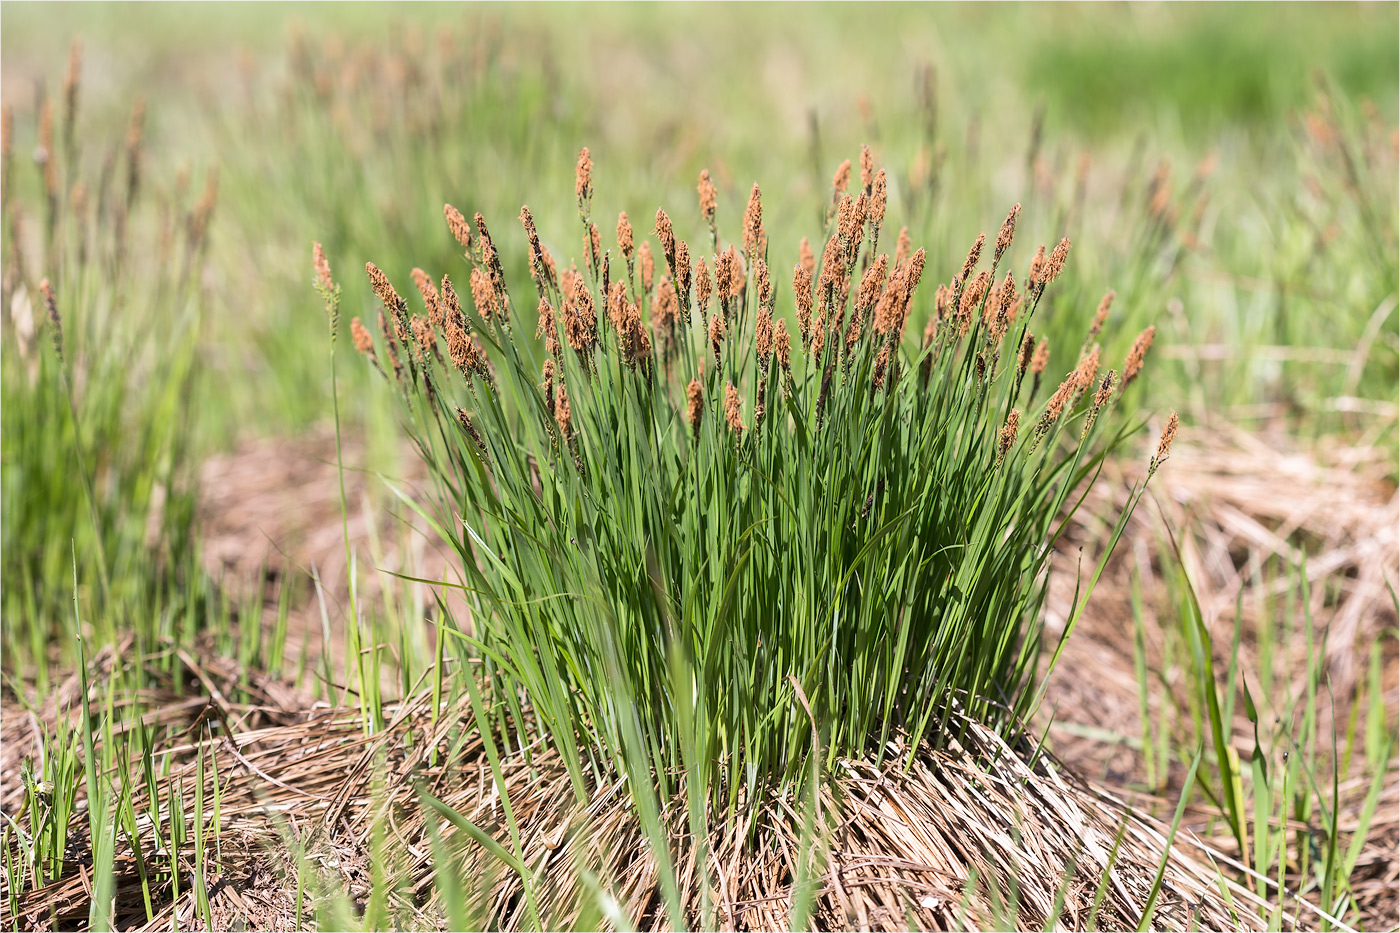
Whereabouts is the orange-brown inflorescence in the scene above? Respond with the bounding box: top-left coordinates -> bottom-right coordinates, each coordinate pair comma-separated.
708,314 -> 726,364
994,203 -> 1020,265
313,241 -> 335,293
586,223 -> 603,276
655,208 -> 676,270
1031,338 -> 1050,375
1036,372 -> 1077,438
440,275 -> 465,326
537,296 -> 561,358
724,382 -> 744,434
1088,290 -> 1114,342
474,212 -> 507,298
351,316 -> 374,354
870,169 -> 888,232
695,256 -> 713,320
1073,345 -> 1101,400
411,314 -> 439,366
723,245 -> 744,302
1045,237 -> 1071,286
1150,411 -> 1179,473
832,158 -> 852,194
775,318 -> 792,373
1027,244 -> 1048,292
444,203 -> 472,252
959,233 -> 986,285
470,266 -> 499,322
639,241 -> 655,295
894,227 -> 911,269
555,381 -> 573,441
799,237 -> 816,280
542,354 -> 557,419
575,147 -> 592,219
652,277 -> 680,346
616,211 -> 635,259
1122,325 -> 1156,390
456,408 -> 489,458
997,409 -> 1020,465
860,144 -> 875,193
674,240 -> 692,317
519,205 -> 548,293
411,267 -> 443,325
793,261 -> 814,344
1093,370 -> 1116,409
365,261 -> 404,318
1018,332 -> 1036,376
698,169 -> 717,227
379,309 -> 404,381
687,378 -> 704,441
39,278 -> 62,362
743,183 -> 764,261
956,269 -> 992,338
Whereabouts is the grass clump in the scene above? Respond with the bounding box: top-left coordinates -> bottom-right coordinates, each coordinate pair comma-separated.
344,149 -> 1173,811
1,56 -> 212,687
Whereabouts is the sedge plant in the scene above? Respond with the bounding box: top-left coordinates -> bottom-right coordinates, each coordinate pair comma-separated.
338,149 -> 1175,821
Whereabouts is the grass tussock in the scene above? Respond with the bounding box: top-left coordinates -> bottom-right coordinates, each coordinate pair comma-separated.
345,148 -> 1173,815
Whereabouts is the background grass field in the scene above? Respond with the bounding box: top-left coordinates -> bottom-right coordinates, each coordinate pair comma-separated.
1,3 -> 1396,930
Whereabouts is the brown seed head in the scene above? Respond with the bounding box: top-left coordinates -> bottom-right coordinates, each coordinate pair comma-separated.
655,208 -> 676,264
1028,244 -> 1048,289
934,283 -> 953,321
1093,370 -> 1116,409
871,169 -> 888,229
959,233 -> 986,285
1045,237 -> 1071,285
351,316 -> 375,356
537,297 -> 560,358
687,378 -> 704,440
753,258 -> 773,313
743,183 -> 764,260
556,381 -> 573,441
708,314 -> 726,363
994,203 -> 1020,265
775,318 -> 792,371
1018,332 -> 1036,375
639,241 -> 655,294
727,246 -> 745,301
675,240 -> 692,310
313,242 -> 335,293
411,267 -> 442,325
1074,346 -> 1101,396
997,409 -> 1020,464
793,262 -> 814,342
411,315 -> 437,365
1044,372 -> 1076,423
587,223 -> 603,274
724,382 -> 744,434
799,237 -> 816,279
575,147 -> 592,217
607,280 -> 628,333
860,144 -> 874,192
858,254 -> 890,315
1031,338 -> 1050,375
698,168 -> 717,224
696,256 -> 713,312
39,278 -> 62,361
616,211 -> 635,259
444,203 -> 472,251
1150,411 -> 1179,472
652,276 -> 679,339
755,302 -> 775,364
440,274 -> 465,326
894,226 -> 911,269
366,262 -> 405,317
1089,290 -> 1114,341
832,158 -> 852,193
470,266 -> 498,321
957,269 -> 992,337
1122,325 -> 1156,389
541,358 -> 556,416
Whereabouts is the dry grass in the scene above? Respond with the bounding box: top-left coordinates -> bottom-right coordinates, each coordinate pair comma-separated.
1,641 -> 1280,933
